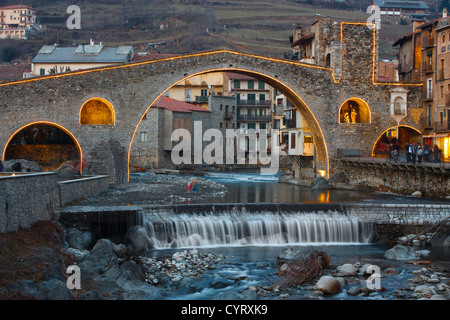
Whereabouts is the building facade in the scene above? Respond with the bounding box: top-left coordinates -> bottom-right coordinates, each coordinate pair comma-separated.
394,14 -> 450,160
0,4 -> 40,40
31,40 -> 134,76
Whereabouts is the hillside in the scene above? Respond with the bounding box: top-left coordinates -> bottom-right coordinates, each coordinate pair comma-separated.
0,0 -> 423,62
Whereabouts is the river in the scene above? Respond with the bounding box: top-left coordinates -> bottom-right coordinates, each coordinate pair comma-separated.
116,171 -> 449,301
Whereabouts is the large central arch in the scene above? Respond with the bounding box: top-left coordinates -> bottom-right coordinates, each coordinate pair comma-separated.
127,68 -> 330,181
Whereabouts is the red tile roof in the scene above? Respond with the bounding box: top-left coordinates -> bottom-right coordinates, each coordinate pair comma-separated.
224,72 -> 257,81
0,63 -> 31,82
0,5 -> 35,10
152,96 -> 209,113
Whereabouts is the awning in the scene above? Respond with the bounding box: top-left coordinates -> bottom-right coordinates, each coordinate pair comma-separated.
423,133 -> 450,138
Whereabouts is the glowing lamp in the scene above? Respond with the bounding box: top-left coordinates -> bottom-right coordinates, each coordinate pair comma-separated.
318,170 -> 326,178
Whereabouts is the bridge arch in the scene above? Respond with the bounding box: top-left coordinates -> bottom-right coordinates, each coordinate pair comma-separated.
128,68 -> 330,180
371,125 -> 422,157
2,121 -> 83,173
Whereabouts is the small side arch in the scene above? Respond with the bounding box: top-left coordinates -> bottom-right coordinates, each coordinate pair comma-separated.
79,97 -> 115,125
339,97 -> 371,124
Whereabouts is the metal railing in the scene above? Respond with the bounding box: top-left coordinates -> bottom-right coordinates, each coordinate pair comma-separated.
237,100 -> 271,107
237,114 -> 272,122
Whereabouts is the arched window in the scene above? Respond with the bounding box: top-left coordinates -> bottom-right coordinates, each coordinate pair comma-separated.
339,98 -> 371,124
79,98 -> 115,125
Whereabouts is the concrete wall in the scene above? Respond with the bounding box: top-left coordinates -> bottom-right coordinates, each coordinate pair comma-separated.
0,173 -> 110,233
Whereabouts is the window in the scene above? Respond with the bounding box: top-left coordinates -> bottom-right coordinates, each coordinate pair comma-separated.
201,89 -> 207,96
140,132 -> 148,142
248,80 -> 254,89
258,81 -> 265,89
304,135 -> 313,143
248,123 -> 256,130
290,133 -> 296,149
260,123 -> 266,129
427,78 -> 433,99
234,80 -> 240,89
441,86 -> 444,98
185,89 -> 191,102
259,94 -> 265,101
40,68 -> 45,76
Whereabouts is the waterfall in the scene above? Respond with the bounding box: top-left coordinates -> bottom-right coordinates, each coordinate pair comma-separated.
143,211 -> 373,249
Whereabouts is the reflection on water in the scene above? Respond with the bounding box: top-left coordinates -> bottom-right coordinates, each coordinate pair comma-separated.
192,178 -> 376,204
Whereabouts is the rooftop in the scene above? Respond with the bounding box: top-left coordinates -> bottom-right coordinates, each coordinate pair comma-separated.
224,72 -> 258,81
373,0 -> 429,10
0,4 -> 35,10
152,96 -> 210,113
32,42 -> 134,64
0,63 -> 31,82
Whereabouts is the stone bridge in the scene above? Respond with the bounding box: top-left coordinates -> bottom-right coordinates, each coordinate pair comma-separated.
0,23 -> 423,183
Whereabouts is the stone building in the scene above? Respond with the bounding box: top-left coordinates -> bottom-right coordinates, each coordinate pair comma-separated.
394,14 -> 450,159
130,95 -> 238,170
223,72 -> 273,152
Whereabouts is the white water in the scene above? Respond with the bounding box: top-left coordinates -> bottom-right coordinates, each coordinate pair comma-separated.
144,211 -> 373,249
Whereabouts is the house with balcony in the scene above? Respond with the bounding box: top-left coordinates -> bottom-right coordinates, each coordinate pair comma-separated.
394,13 -> 450,159
168,72 -> 224,110
0,4 -> 41,40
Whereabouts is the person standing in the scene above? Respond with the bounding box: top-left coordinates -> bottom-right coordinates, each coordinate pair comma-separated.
405,142 -> 411,163
433,145 -> 441,163
416,144 -> 423,164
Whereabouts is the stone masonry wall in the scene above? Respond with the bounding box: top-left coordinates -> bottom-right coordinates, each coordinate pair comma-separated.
0,173 -> 111,233
0,172 -> 60,233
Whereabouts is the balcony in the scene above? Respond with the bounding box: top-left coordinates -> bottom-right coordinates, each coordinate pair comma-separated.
237,115 -> 272,122
285,119 -> 297,128
422,36 -> 435,48
224,112 -> 233,120
422,61 -> 433,74
237,100 -> 271,107
422,90 -> 433,101
195,96 -> 208,103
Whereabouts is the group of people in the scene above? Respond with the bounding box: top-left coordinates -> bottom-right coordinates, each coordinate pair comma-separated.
389,142 -> 442,164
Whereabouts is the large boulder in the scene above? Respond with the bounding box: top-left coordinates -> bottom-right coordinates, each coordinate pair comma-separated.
77,239 -> 120,281
311,177 -> 329,190
336,264 -> 358,276
64,228 -> 94,250
384,244 -> 420,260
2,159 -> 43,172
55,163 -> 79,180
124,226 -> 153,253
315,276 -> 341,294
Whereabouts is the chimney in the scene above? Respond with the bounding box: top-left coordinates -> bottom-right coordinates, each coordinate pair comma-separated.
444,8 -> 448,18
413,19 -> 425,32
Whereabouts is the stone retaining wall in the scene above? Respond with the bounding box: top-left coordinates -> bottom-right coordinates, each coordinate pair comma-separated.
58,175 -> 109,206
0,172 -> 60,233
0,173 -> 110,233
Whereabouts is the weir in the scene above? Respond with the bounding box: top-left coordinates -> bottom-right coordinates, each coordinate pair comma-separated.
143,211 -> 373,249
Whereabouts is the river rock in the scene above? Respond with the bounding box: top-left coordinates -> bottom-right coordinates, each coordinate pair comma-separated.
124,226 -> 153,253
414,285 -> 437,297
315,276 -> 341,294
277,248 -> 299,260
411,191 -> 422,197
64,227 -> 94,250
311,177 -> 329,190
384,244 -> 419,260
77,239 -> 120,281
211,279 -> 234,289
347,286 -> 362,296
337,263 -> 358,276
2,159 -> 42,172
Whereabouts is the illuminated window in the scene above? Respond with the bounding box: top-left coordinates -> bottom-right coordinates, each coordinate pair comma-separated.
339,98 -> 371,124
80,98 -> 115,125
